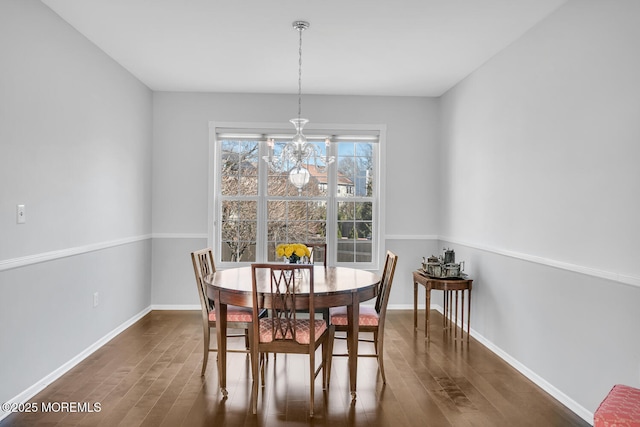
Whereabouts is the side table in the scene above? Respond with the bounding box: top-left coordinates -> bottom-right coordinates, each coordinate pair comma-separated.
413,270 -> 473,342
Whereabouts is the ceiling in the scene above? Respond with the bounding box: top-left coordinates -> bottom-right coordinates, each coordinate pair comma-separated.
41,0 -> 567,97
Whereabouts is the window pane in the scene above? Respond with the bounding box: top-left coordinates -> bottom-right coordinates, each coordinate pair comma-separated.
221,242 -> 256,263
355,241 -> 372,262
338,142 -> 355,157
267,200 -> 327,245
355,202 -> 372,220
356,143 -> 374,197
221,176 -> 238,196
337,141 -> 373,197
220,199 -> 257,262
221,227 -> 257,262
338,221 -> 354,241
267,220 -> 286,242
221,140 -> 258,195
337,239 -> 354,263
266,241 -> 279,262
304,201 -> 325,220
222,200 -> 257,219
356,222 -> 372,240
337,201 -> 355,220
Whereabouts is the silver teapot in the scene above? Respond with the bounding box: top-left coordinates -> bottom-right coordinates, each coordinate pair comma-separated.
443,261 -> 464,277
443,248 -> 455,264
422,256 -> 441,276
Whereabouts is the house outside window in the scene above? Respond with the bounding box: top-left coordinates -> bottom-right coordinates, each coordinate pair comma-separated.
210,123 -> 384,270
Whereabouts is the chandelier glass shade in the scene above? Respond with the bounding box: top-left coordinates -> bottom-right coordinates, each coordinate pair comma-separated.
262,21 -> 334,193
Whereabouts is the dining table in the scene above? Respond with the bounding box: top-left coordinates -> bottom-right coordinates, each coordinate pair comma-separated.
204,265 -> 381,398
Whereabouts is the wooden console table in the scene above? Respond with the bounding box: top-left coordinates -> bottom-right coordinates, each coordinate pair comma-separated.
413,271 -> 473,342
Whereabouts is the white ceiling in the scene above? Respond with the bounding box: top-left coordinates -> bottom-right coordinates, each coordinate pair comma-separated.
41,0 -> 567,97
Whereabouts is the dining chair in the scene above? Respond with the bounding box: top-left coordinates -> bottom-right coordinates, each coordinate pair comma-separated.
250,263 -> 334,417
327,250 -> 398,385
191,248 -> 261,376
305,243 -> 327,267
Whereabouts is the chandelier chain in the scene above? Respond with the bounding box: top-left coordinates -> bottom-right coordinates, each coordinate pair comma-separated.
297,25 -> 303,120
262,20 -> 334,194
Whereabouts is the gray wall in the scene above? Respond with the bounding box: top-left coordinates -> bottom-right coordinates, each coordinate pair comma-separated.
0,0 -> 153,409
440,0 -> 640,418
151,92 -> 441,307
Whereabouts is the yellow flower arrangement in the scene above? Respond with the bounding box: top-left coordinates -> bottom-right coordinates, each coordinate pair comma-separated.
276,243 -> 311,263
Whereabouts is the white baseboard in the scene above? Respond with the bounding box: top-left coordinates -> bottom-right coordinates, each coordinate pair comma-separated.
388,305 -> 592,424
0,306 -> 152,422
470,326 -> 593,424
410,305 -> 594,425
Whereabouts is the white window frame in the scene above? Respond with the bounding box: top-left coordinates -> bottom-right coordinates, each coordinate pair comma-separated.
208,121 -> 386,271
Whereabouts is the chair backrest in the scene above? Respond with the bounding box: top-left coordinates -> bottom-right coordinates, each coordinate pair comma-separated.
375,251 -> 398,316
251,263 -> 315,344
191,248 -> 216,317
305,243 -> 327,267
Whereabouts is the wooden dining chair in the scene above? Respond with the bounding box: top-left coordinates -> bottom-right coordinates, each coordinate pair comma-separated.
326,250 -> 398,385
191,248 -> 260,377
305,243 -> 327,267
250,263 -> 334,417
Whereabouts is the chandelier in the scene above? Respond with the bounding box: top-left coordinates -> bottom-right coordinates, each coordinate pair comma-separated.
263,21 -> 334,193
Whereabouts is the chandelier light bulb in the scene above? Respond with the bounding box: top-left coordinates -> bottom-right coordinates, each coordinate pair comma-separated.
289,166 -> 311,192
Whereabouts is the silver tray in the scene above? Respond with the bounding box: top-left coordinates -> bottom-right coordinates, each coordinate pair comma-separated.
419,268 -> 468,280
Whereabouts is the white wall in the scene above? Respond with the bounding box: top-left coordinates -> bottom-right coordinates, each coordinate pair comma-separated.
0,0 -> 153,410
151,92 -> 440,306
440,0 -> 640,419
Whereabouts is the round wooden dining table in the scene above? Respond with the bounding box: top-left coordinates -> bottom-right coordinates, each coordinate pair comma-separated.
204,265 -> 381,398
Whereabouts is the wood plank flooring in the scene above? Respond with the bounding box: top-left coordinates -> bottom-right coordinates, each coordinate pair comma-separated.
1,310 -> 590,427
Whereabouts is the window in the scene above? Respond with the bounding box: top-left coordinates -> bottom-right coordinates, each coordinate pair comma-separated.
211,123 -> 383,269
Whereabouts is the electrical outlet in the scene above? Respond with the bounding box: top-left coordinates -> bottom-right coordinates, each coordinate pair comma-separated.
17,204 -> 26,224
93,292 -> 99,307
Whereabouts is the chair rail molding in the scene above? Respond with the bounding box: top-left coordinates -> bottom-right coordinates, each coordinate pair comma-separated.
151,233 -> 208,239
384,234 -> 438,240
0,234 -> 152,272
440,235 -> 640,289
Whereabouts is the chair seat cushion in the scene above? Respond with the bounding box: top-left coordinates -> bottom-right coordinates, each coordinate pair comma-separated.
258,318 -> 327,345
209,305 -> 253,323
329,305 -> 379,326
594,384 -> 640,427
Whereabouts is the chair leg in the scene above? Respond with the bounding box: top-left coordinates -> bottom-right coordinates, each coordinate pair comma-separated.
321,335 -> 327,390
251,343 -> 259,414
244,328 -> 250,350
201,325 -> 210,376
376,330 -> 386,384
309,349 -> 315,417
325,326 -> 335,388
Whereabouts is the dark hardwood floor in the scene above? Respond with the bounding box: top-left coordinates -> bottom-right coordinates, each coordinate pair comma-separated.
1,310 -> 589,427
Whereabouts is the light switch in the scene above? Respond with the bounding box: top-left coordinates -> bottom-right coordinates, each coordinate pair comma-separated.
17,204 -> 26,224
